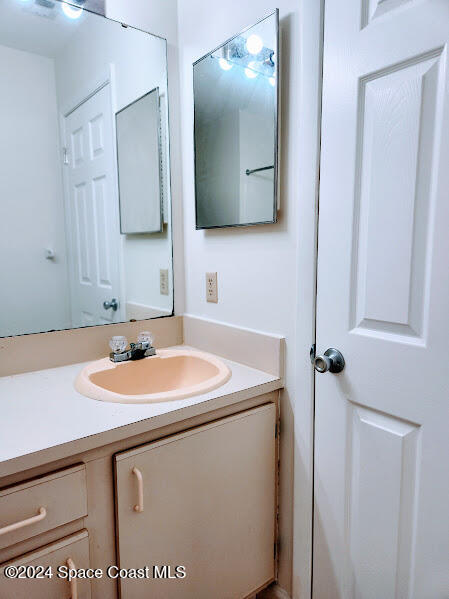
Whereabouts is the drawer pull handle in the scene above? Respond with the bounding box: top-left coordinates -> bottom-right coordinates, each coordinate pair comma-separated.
132,467 -> 144,513
66,557 -> 78,599
0,506 -> 47,536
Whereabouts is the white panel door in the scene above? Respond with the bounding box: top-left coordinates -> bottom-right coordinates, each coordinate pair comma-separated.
314,1 -> 449,597
64,84 -> 122,327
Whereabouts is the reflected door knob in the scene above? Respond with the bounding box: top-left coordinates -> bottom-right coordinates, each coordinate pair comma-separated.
103,298 -> 118,311
313,348 -> 345,374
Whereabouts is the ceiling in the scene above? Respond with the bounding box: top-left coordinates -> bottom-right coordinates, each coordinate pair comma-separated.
0,0 -> 90,58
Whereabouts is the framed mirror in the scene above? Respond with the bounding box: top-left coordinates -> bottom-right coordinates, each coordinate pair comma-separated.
0,0 -> 173,338
193,10 -> 279,229
116,87 -> 163,235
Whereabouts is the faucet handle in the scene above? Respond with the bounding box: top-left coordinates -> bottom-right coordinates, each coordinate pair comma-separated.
109,335 -> 128,354
138,331 -> 154,346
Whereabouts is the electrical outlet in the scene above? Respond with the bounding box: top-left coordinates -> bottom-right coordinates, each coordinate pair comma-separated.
160,269 -> 169,295
206,272 -> 218,303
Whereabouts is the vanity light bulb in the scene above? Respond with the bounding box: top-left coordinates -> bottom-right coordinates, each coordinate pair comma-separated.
246,34 -> 263,55
218,58 -> 232,71
62,1 -> 83,19
269,76 -> 276,87
245,62 -> 258,79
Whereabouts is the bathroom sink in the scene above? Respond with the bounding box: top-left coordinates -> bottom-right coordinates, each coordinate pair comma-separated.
75,349 -> 231,404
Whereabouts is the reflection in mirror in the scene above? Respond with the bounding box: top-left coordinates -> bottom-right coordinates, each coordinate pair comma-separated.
0,0 -> 173,338
116,88 -> 163,234
194,10 -> 279,229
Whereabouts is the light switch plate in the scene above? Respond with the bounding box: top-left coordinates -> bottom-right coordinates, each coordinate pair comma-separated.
160,269 -> 169,295
206,272 -> 218,303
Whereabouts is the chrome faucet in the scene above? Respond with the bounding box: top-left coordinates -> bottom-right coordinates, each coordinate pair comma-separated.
109,332 -> 156,363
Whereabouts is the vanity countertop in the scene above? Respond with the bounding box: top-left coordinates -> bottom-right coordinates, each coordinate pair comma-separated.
0,345 -> 282,476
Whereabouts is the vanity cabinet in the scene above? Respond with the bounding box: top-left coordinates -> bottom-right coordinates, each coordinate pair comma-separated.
115,404 -> 277,599
0,392 -> 279,599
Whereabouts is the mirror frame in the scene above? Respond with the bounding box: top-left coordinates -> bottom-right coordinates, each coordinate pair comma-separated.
0,0 -> 175,340
193,9 -> 280,230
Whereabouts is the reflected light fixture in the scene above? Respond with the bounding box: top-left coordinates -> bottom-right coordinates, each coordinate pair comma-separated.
246,34 -> 263,55
245,61 -> 258,79
62,1 -> 83,19
219,58 -> 232,71
269,76 -> 276,86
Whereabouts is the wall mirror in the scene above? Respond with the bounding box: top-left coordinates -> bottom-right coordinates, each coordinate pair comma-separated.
0,0 -> 173,338
116,87 -> 164,235
194,10 -> 279,230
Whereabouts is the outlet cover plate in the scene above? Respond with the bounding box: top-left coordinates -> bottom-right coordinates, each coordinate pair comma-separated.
160,269 -> 169,295
206,272 -> 218,303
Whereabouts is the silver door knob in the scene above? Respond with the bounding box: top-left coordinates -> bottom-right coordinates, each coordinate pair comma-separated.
313,348 -> 345,373
103,298 -> 118,311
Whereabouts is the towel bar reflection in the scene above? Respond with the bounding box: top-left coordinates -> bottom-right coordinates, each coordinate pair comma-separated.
245,165 -> 274,176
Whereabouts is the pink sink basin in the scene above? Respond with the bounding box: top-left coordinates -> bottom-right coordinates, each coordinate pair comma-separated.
75,349 -> 231,404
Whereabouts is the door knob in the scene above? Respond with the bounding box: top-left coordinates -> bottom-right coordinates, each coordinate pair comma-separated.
103,298 -> 118,311
313,348 -> 345,373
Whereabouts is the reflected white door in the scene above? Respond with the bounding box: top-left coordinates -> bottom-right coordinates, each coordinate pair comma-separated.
314,1 -> 449,597
63,83 -> 122,327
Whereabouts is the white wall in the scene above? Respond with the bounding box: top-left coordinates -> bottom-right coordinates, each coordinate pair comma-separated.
177,3 -> 300,594
99,2 -> 323,596
55,15 -> 174,316
196,108 -> 241,226
105,0 -> 184,317
0,44 -> 70,337
177,2 -> 323,597
239,108 -> 275,223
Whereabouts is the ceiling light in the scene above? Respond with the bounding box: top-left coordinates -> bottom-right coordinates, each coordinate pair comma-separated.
246,34 -> 263,55
269,76 -> 276,87
62,1 -> 83,19
219,58 -> 232,71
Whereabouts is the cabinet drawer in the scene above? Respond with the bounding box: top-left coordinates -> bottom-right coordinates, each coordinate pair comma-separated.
0,529 -> 91,599
0,465 -> 87,549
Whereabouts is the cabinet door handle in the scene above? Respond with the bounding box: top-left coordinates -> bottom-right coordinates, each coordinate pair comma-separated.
66,557 -> 78,599
0,506 -> 46,536
132,467 -> 144,513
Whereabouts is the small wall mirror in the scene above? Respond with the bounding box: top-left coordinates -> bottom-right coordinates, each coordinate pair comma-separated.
194,10 -> 279,229
116,88 -> 163,235
0,0 -> 173,338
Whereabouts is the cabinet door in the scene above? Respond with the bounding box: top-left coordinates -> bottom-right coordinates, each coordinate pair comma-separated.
115,404 -> 276,599
0,530 -> 91,598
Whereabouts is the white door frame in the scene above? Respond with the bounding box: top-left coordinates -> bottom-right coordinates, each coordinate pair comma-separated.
291,1 -> 324,598
60,64 -> 126,325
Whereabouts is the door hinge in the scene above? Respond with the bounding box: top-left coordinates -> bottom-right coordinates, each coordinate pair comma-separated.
62,147 -> 69,165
